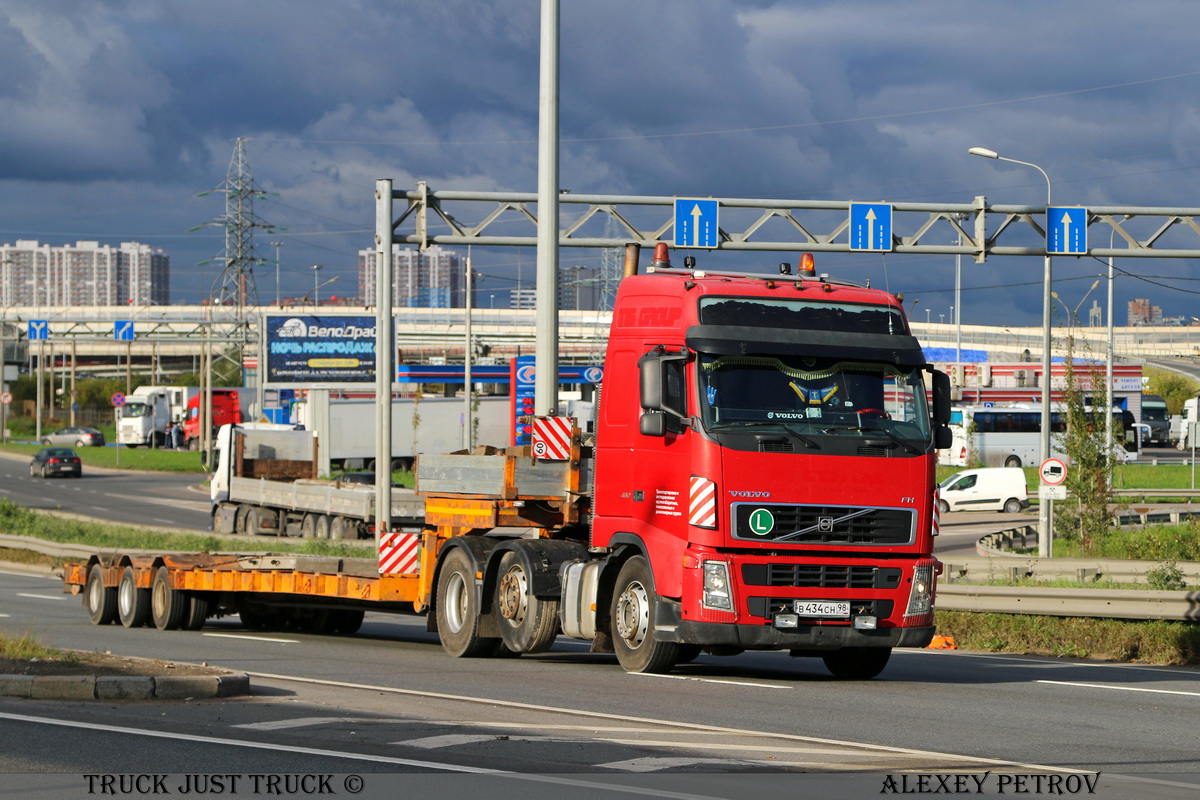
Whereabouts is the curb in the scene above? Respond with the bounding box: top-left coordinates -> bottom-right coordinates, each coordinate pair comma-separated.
0,672 -> 250,700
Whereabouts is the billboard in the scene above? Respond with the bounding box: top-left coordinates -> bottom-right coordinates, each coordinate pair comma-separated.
264,314 -> 377,387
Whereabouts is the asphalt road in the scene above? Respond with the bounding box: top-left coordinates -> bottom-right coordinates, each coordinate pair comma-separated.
2,570 -> 1198,799
0,452 -> 211,533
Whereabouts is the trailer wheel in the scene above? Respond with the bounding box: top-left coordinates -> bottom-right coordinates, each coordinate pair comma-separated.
435,548 -> 502,657
610,556 -> 679,674
821,647 -> 892,680
117,566 -> 150,628
330,516 -> 358,539
150,566 -> 186,630
300,514 -> 318,538
182,594 -> 210,630
494,549 -> 560,654
315,515 -> 333,539
85,564 -> 118,625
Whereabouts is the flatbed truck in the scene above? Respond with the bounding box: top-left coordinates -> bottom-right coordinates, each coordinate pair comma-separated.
64,244 -> 951,679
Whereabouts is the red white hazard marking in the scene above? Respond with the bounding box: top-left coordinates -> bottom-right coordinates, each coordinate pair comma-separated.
532,416 -> 573,460
932,488 -> 941,536
378,532 -> 421,575
689,476 -> 717,528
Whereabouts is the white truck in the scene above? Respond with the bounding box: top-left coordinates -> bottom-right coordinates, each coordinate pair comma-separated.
116,385 -> 198,447
291,389 -> 512,475
1176,396 -> 1200,450
209,422 -> 424,538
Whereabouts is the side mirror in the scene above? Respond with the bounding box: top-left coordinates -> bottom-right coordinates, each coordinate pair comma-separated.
934,425 -> 953,450
640,411 -> 667,437
931,369 -> 951,425
639,355 -> 667,413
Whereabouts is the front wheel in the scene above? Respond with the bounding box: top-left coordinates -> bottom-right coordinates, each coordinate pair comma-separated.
822,647 -> 892,680
610,556 -> 679,673
435,548 -> 502,657
938,499 -> 950,514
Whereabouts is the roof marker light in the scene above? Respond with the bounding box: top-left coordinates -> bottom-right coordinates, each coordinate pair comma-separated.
798,252 -> 816,277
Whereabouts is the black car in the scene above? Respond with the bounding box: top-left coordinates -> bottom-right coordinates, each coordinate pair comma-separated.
30,447 -> 82,478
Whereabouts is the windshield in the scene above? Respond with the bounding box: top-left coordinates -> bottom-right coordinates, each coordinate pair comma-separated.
1142,405 -> 1167,421
121,402 -> 150,419
696,354 -> 933,444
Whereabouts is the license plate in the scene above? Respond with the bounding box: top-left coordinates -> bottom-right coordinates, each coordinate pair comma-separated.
794,600 -> 850,618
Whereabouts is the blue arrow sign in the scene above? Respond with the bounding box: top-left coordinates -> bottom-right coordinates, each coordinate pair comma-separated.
114,320 -> 135,341
674,198 -> 719,248
1047,206 -> 1087,255
27,320 -> 48,340
849,203 -> 893,252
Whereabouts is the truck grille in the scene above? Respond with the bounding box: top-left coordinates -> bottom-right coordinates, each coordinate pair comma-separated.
731,503 -> 915,545
741,564 -> 902,589
747,597 -> 894,619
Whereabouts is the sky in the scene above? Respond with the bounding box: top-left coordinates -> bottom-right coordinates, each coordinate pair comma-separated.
4,0 -> 1200,325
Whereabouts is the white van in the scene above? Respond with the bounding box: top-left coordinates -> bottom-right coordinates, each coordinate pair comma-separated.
937,467 -> 1029,514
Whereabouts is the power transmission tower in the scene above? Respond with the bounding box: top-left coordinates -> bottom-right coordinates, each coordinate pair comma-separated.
599,215 -> 623,312
193,138 -> 279,398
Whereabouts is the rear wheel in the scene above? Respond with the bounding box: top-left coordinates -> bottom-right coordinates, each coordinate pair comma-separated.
182,594 -> 210,630
29,464 -> 37,478
85,564 -> 117,625
822,647 -> 892,680
1003,498 -> 1023,514
117,566 -> 150,628
435,548 -> 501,657
150,566 -> 186,630
494,549 -> 559,654
1004,455 -> 1022,468
610,556 -> 679,673
331,609 -> 365,634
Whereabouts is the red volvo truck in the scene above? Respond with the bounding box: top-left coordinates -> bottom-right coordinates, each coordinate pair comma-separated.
64,245 -> 950,680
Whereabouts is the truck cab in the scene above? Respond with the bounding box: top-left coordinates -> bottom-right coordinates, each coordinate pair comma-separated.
584,248 -> 951,675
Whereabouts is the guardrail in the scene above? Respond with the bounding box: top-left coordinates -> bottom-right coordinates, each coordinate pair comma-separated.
937,584 -> 1200,621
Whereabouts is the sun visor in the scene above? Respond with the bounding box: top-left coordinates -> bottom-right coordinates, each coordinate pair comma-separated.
685,325 -> 926,367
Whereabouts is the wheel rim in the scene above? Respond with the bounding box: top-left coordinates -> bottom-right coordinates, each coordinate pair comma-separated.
151,578 -> 166,618
118,576 -> 134,617
496,564 -> 529,627
614,580 -> 650,649
87,576 -> 103,613
443,571 -> 468,634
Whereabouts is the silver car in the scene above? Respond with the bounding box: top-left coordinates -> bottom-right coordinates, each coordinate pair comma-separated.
41,426 -> 106,447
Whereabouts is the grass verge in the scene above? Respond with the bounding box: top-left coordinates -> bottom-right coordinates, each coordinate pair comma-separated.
935,610 -> 1200,665
0,630 -> 77,664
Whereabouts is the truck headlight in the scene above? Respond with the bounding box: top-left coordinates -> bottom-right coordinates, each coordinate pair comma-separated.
905,563 -> 933,616
702,561 -> 733,611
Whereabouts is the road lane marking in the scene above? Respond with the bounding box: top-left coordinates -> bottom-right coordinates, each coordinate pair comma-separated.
630,672 -> 788,689
599,757 -> 760,772
16,593 -> 63,601
1038,680 -> 1200,698
202,633 -> 300,644
398,734 -> 561,749
236,716 -> 384,731
0,711 -> 726,800
243,670 -> 1094,773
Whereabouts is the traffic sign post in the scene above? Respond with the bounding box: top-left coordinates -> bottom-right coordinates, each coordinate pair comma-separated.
1038,457 -> 1068,555
673,198 -> 719,248
849,203 -> 893,252
1047,206 -> 1087,255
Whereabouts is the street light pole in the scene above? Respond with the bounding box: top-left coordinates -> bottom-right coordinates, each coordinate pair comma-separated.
970,146 -> 1055,557
311,264 -> 323,307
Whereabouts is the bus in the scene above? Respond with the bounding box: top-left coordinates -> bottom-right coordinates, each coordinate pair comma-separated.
941,403 -> 1138,468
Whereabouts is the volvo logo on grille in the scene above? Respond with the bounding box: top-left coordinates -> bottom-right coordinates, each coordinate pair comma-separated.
817,515 -> 835,532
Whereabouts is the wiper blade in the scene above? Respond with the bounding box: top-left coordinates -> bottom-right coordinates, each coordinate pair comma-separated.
779,423 -> 820,449
854,425 -> 920,455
